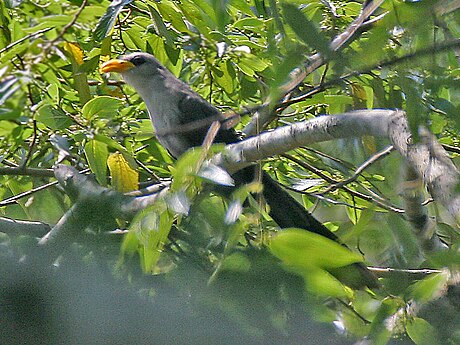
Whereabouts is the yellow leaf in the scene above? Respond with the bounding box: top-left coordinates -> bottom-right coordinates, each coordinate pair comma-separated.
64,42 -> 84,65
107,152 -> 138,192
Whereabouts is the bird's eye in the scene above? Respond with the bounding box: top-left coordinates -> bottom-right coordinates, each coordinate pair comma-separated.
131,56 -> 146,66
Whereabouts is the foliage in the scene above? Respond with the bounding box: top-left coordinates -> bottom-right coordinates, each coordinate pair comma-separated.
1,0 -> 460,344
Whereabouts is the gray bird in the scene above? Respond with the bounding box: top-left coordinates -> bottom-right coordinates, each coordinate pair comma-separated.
100,52 -> 378,288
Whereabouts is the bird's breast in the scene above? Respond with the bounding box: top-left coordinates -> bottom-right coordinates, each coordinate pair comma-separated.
144,94 -> 192,158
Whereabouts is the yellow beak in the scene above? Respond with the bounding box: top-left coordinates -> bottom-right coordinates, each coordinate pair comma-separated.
99,59 -> 135,74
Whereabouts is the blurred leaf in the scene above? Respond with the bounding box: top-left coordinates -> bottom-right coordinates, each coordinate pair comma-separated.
281,3 -> 332,58
219,252 -> 251,273
407,272 -> 449,304
84,139 -> 108,186
406,317 -> 439,345
224,200 -> 243,224
369,297 -> 402,345
170,149 -> 203,192
0,120 -> 17,135
0,76 -> 20,106
198,163 -> 234,186
302,267 -> 353,298
122,202 -> 174,273
107,152 -> 138,192
165,190 -> 191,215
270,229 -> 363,270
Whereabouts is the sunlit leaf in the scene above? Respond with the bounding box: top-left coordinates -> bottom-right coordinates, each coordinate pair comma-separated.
270,229 -> 364,269
198,163 -> 234,186
0,76 -> 20,106
84,139 -> 108,186
63,42 -> 84,65
165,190 -> 191,215
36,105 -> 72,130
81,96 -> 123,120
107,152 -> 138,192
224,200 -> 243,224
93,0 -> 133,41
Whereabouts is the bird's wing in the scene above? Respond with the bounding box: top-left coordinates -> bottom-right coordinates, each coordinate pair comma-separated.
177,91 -> 240,145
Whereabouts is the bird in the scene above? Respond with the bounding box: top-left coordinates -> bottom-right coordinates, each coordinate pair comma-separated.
100,52 -> 378,288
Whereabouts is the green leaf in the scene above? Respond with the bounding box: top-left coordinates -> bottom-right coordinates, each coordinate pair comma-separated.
0,119 -> 17,136
232,17 -> 265,30
399,75 -> 427,141
81,96 -> 123,120
219,252 -> 251,273
407,272 -> 449,304
369,297 -> 403,345
36,105 -> 72,130
122,202 -> 174,274
212,60 -> 236,94
170,148 -> 203,192
93,134 -> 130,155
302,267 -> 353,298
406,318 -> 439,345
281,3 -> 332,58
147,4 -> 175,46
270,229 -> 364,270
84,139 -> 109,186
93,0 -> 133,41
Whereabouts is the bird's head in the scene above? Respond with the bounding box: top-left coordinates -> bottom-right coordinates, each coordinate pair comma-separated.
99,52 -> 165,76
100,52 -> 167,98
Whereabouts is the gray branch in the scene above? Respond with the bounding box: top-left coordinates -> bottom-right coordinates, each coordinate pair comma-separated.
219,110 -> 460,219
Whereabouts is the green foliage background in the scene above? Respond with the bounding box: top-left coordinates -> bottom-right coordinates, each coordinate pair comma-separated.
1,0 -> 460,344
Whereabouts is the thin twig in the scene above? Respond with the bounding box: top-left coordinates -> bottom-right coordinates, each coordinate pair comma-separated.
323,146 -> 394,193
21,119 -> 38,169
337,298 -> 371,325
0,27 -> 53,55
280,0 -> 386,95
47,0 -> 88,47
0,166 -> 55,177
272,38 -> 460,112
0,180 -> 59,207
281,153 -> 404,213
368,266 -> 444,278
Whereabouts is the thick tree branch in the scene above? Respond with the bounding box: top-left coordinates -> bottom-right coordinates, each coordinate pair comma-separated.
37,165 -> 167,253
0,217 -> 51,237
219,110 -> 460,219
36,110 -> 459,256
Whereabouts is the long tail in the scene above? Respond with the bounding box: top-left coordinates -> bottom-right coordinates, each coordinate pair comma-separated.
232,166 -> 379,288
232,167 -> 339,240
